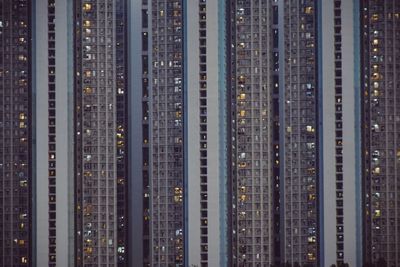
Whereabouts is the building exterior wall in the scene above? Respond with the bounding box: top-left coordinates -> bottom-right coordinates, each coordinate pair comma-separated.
5,1 -> 399,266
185,0 -> 224,266
128,0 -> 148,265
73,0 -> 128,265
228,0 -> 275,265
132,2 -> 226,266
320,0 -> 359,266
35,0 -> 72,266
0,0 -> 32,266
361,1 -> 400,266
341,0 -> 359,266
149,0 -> 184,265
186,1 -> 202,265
281,0 -> 319,265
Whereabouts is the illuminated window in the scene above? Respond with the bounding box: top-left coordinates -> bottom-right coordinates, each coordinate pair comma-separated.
306,125 -> 315,132
238,75 -> 245,83
371,73 -> 381,80
18,55 -> 27,61
305,7 -> 313,14
83,87 -> 92,94
373,167 -> 381,174
374,209 -> 381,217
83,20 -> 91,27
308,236 -> 316,243
307,253 -> 316,261
83,3 -> 92,11
371,14 -> 379,21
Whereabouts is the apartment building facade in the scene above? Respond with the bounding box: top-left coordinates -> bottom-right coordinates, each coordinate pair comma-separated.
361,0 -> 400,266
5,1 -> 400,267
281,0 -> 319,265
227,0 -> 279,266
130,0 -> 226,266
0,0 -> 32,266
73,0 -> 129,266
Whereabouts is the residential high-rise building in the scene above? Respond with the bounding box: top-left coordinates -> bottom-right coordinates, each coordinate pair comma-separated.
131,0 -> 185,266
281,0 -> 319,265
6,1 -> 400,266
147,0 -> 185,265
361,0 -> 400,266
227,0 -> 279,266
130,0 -> 227,266
0,0 -> 32,266
226,1 -> 363,266
73,0 -> 129,266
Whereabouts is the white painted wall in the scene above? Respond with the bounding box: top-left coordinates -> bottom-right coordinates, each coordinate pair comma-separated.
342,1 -> 357,266
186,1 -> 202,265
321,0 -> 358,266
35,1 -> 70,266
186,0 -> 222,265
35,0 -> 49,265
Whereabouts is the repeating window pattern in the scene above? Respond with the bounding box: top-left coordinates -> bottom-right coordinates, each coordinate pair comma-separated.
150,0 -> 184,265
47,0 -> 57,265
0,0 -> 32,266
198,0 -> 209,265
362,1 -> 400,266
74,0 -> 128,266
283,0 -> 318,265
271,2 -> 281,264
333,0 -> 344,264
115,0 -> 128,265
229,0 -> 274,265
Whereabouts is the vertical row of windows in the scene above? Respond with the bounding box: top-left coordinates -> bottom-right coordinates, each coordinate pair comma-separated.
228,0 -> 238,264
73,1 -> 84,263
0,0 -> 31,265
47,0 -> 57,265
272,2 -> 280,265
360,0 -> 372,263
115,0 -> 128,265
141,0 -> 150,265
333,0 -> 344,263
198,1 -> 208,265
